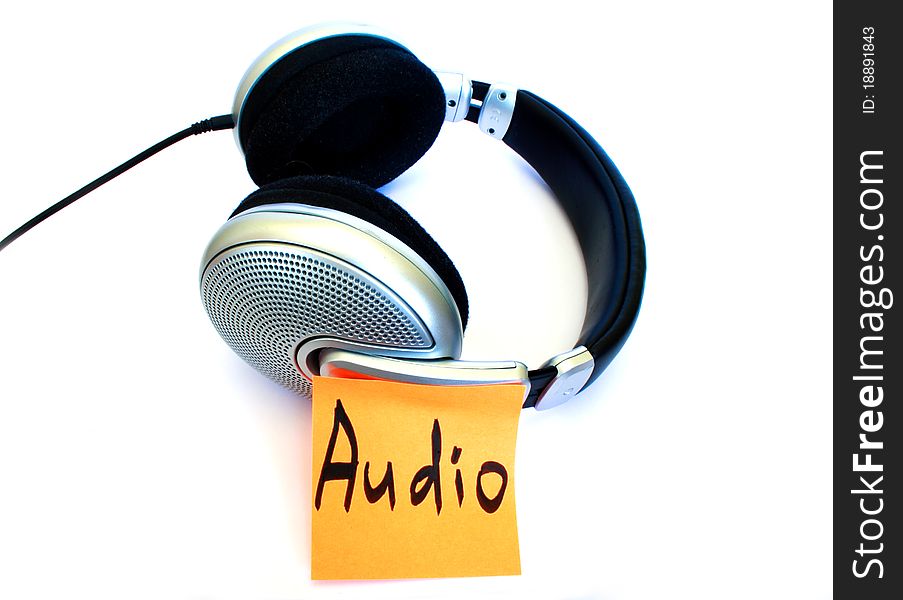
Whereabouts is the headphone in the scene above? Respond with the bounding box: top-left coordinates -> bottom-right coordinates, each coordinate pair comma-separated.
201,22 -> 646,410
2,23 -> 646,411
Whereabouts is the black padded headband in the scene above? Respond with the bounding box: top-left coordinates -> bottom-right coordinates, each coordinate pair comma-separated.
465,84 -> 646,407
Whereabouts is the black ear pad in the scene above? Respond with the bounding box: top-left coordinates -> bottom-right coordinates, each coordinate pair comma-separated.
231,175 -> 469,328
238,35 -> 446,188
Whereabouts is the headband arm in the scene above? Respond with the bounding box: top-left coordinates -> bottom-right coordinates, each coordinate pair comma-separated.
468,85 -> 646,409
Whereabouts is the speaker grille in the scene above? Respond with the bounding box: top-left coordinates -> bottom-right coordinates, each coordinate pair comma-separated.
201,244 -> 431,395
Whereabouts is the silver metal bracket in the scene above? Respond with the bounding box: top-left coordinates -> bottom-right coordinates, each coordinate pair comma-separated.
534,346 -> 595,411
434,71 -> 472,122
478,83 -> 518,139
318,348 -> 531,401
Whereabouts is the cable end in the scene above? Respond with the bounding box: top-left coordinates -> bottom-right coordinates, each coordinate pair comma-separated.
189,114 -> 235,136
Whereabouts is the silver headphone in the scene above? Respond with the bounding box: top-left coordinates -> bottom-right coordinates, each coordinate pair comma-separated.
200,23 -> 646,410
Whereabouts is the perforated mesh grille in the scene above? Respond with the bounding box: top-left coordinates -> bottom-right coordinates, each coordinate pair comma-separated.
201,244 -> 431,395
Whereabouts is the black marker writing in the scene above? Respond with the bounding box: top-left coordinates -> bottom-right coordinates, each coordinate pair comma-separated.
315,399 -> 358,512
410,419 -> 442,515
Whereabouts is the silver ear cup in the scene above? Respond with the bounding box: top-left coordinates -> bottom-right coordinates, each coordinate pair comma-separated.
199,204 -> 464,397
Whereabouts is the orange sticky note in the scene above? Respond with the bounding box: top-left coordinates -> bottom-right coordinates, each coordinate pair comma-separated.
310,376 -> 524,580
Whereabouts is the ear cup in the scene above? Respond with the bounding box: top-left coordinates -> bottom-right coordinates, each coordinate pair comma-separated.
237,35 -> 446,187
231,175 -> 469,327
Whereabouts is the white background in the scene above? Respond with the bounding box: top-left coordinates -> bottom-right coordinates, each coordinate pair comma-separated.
0,1 -> 832,599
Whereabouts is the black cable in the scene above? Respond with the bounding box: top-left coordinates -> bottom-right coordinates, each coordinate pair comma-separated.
0,114 -> 235,253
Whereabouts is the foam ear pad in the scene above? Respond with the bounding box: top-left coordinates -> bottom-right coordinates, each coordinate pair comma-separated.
238,35 -> 447,188
231,175 -> 469,328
